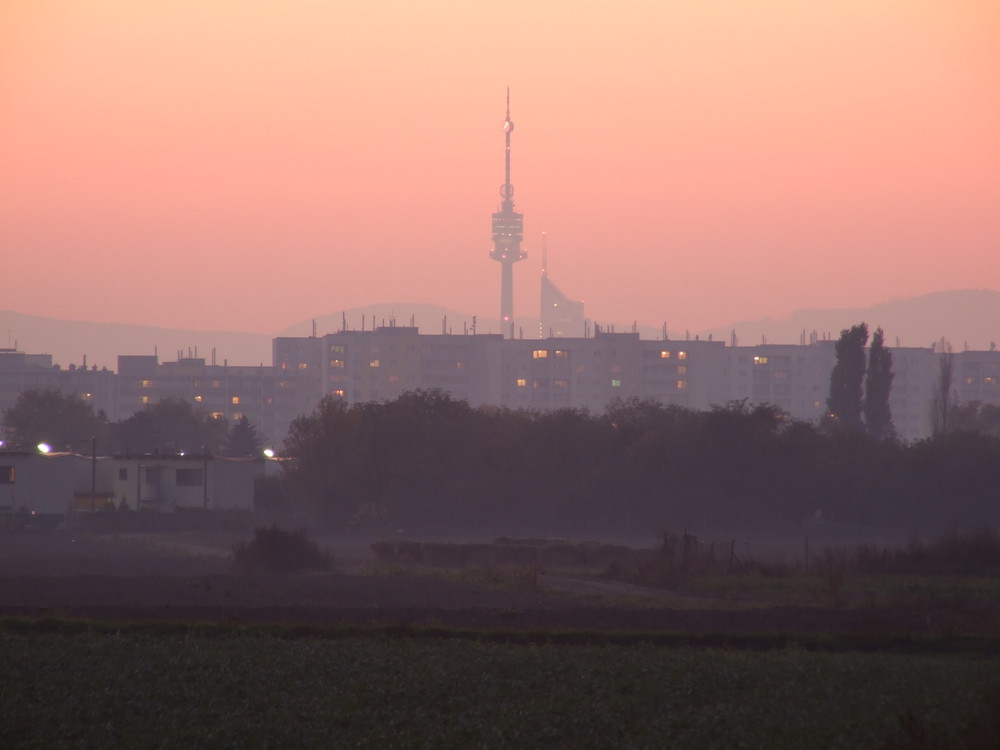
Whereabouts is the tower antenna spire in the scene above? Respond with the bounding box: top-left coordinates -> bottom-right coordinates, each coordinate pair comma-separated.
489,89 -> 527,337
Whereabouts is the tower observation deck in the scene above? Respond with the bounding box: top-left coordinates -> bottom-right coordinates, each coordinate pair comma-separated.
489,89 -> 526,338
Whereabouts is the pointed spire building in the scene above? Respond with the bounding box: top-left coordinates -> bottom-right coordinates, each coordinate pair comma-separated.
539,232 -> 585,338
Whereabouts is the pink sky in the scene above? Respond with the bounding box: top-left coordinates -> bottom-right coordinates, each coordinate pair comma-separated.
2,1 -> 998,335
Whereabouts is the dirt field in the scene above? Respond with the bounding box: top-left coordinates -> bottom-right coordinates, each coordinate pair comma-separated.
1,529 -> 998,637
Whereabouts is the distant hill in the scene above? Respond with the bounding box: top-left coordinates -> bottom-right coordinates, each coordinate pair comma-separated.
0,310 -> 272,371
5,289 -> 998,371
701,289 -> 1000,350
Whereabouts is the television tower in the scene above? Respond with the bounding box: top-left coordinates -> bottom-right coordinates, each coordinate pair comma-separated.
490,88 -> 526,338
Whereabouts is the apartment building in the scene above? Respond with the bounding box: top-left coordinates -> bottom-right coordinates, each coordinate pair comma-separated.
0,334 -> 989,445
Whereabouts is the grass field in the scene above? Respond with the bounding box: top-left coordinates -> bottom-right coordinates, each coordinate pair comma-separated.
2,627 -> 997,749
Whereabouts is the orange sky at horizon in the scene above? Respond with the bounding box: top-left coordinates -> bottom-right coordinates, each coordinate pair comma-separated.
2,1 -> 998,336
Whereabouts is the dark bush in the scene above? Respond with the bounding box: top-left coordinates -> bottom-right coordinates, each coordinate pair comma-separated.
232,525 -> 332,573
891,528 -> 1000,575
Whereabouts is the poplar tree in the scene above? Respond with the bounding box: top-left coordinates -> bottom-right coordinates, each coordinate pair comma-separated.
863,327 -> 895,440
929,342 -> 954,436
823,323 -> 869,432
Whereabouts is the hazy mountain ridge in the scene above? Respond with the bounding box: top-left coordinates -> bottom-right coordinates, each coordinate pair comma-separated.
4,289 -> 998,371
0,310 -> 272,371
705,289 -> 1000,350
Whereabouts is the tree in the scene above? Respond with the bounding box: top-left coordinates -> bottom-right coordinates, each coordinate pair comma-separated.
282,396 -> 367,522
1,388 -> 107,449
863,327 -> 895,440
823,323 -> 869,432
225,415 -> 262,457
110,397 -> 227,454
929,343 -> 954,437
949,401 -> 1000,438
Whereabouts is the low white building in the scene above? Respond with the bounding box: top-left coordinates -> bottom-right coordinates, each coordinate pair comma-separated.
108,454 -> 255,512
0,450 -> 76,517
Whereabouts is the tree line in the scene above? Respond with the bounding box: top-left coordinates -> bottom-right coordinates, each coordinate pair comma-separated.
1,390 -> 261,457
280,390 -> 999,535
6,321 -> 1000,537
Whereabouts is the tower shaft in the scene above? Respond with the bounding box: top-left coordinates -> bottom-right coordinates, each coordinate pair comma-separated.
489,89 -> 526,337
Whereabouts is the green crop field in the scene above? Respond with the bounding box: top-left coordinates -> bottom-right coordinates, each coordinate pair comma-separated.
2,628 -> 997,749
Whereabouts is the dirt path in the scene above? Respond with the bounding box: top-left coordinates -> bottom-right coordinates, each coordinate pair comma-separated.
539,574 -> 701,604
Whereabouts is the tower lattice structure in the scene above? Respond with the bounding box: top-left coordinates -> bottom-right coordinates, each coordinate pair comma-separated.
489,89 -> 526,338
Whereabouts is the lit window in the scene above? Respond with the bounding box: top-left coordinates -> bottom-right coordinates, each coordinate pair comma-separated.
676,380 -> 687,390
532,350 -> 548,359
388,375 -> 400,383
141,396 -> 150,404
370,360 -> 380,368
554,350 -> 569,359
281,362 -> 288,370
964,377 -> 975,385
232,396 -> 240,405
456,361 -> 465,369
554,379 -> 569,388
516,378 -> 527,387
611,379 -> 621,387
211,412 -> 224,420
232,412 -> 243,421
753,356 -> 769,365
660,351 -> 671,359
985,377 -> 996,385
330,359 -> 345,368
84,392 -> 92,399
194,395 -> 203,402
677,351 -> 687,360
141,379 -> 153,388
298,363 -> 308,370
333,389 -> 345,397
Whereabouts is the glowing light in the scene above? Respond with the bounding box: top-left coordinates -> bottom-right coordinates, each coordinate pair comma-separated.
37,443 -> 52,453
263,449 -> 275,458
